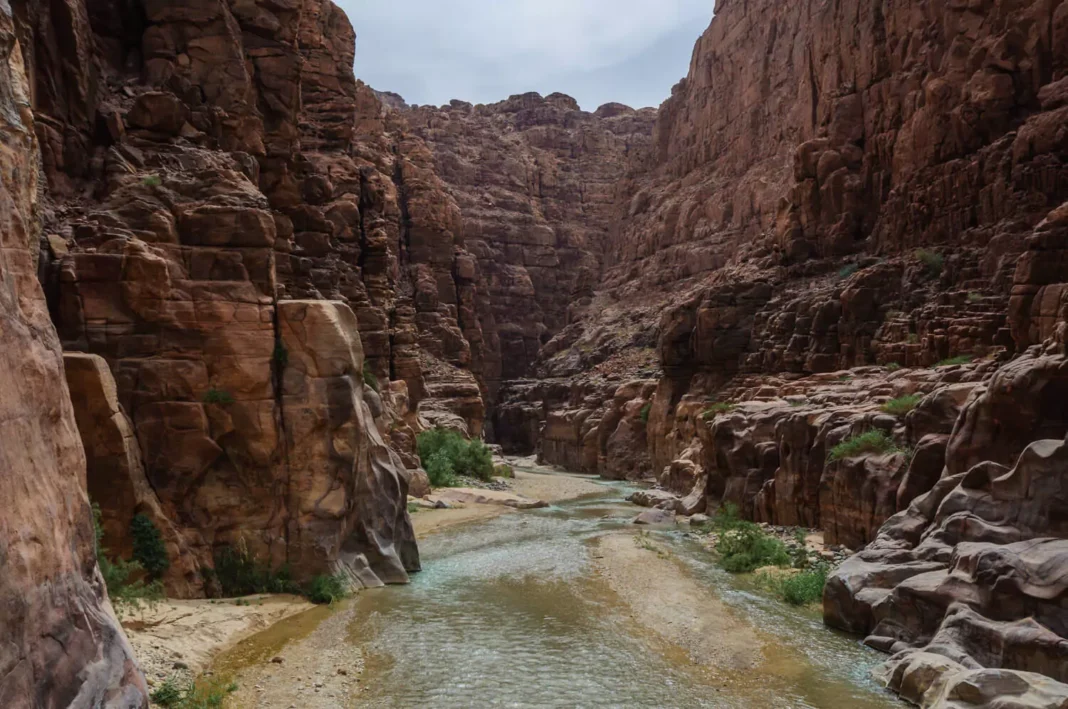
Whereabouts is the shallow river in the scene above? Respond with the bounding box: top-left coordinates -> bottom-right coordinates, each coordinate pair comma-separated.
342,478 -> 901,708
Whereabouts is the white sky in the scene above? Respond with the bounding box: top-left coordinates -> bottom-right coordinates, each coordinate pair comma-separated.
337,1 -> 714,110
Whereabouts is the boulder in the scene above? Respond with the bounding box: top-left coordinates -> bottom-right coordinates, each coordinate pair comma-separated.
632,509 -> 677,526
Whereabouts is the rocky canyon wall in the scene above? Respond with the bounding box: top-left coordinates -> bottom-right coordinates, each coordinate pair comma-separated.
5,0 -> 1068,703
490,0 -> 1068,478
426,0 -> 1068,701
0,2 -> 146,705
403,94 -> 656,405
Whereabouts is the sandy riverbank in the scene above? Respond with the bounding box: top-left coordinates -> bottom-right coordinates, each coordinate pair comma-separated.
411,463 -> 605,538
122,595 -> 314,693
205,466 -> 606,706
592,532 -> 764,671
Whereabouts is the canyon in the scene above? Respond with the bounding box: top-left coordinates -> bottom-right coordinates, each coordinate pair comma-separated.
1,0 -> 1067,707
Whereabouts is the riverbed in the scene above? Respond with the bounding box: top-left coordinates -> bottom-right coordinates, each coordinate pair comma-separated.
222,473 -> 900,708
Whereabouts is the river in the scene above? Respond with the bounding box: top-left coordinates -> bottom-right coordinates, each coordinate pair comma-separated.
266,477 -> 903,708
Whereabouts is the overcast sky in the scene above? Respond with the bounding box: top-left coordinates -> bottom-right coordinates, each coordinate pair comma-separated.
338,1 -> 714,111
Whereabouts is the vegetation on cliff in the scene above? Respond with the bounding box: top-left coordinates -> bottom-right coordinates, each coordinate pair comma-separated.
827,430 -> 903,462
92,503 -> 164,612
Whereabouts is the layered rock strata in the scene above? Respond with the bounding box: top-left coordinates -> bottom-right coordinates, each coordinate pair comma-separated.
0,4 -> 147,705
14,0 -> 429,601
404,95 -> 656,404
454,0 -> 1068,702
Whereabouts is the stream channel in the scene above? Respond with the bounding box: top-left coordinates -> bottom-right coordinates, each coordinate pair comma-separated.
228,473 -> 902,708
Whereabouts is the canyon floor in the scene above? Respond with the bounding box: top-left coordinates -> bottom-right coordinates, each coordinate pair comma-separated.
206,466 -> 897,709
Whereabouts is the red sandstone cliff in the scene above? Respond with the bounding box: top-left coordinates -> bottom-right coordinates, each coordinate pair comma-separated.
0,3 -> 146,705
433,0 -> 1068,700
4,0 -> 1068,703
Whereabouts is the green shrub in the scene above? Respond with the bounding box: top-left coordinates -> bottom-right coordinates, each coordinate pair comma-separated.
701,402 -> 735,421
639,403 -> 652,423
424,450 -> 457,487
151,677 -> 237,709
493,463 -> 515,479
716,521 -> 791,573
142,175 -> 162,188
203,387 -> 234,405
407,501 -> 422,514
151,678 -> 184,707
789,399 -> 806,407
885,362 -> 902,372
828,430 -> 901,462
937,354 -> 974,367
837,263 -> 860,280
130,514 -> 170,579
362,363 -> 380,393
881,394 -> 923,416
915,249 -> 944,276
759,565 -> 829,606
212,545 -> 300,597
92,503 -> 164,613
304,574 -> 349,605
907,333 -> 920,344
712,502 -> 744,531
416,428 -> 494,483
967,292 -> 983,304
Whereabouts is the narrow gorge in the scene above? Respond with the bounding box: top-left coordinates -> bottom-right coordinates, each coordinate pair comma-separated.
1,0 -> 1067,707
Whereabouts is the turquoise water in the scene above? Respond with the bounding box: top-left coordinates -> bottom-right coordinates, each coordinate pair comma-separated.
348,483 -> 901,708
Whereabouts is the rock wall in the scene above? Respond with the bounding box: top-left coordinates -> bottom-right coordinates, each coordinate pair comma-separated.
7,0 -> 1068,703
0,3 -> 147,705
12,0 -> 433,600
404,94 -> 656,403
446,0 -> 1068,702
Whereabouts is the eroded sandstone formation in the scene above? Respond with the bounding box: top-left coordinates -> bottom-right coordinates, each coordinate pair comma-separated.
426,0 -> 1068,703
404,94 -> 656,405
13,0 -> 427,605
7,0 -> 1068,703
0,4 -> 146,705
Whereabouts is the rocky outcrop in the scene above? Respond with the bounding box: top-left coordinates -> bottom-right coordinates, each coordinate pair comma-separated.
277,300 -> 419,585
13,0 -> 433,598
64,353 -> 202,598
0,4 -> 147,704
405,94 -> 656,405
824,353 -> 1068,686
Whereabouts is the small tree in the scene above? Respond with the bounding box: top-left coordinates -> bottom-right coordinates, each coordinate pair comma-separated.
131,514 -> 170,580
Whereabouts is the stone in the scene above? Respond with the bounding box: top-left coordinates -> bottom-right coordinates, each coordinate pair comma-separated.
0,4 -> 147,702
64,353 -> 203,598
632,509 -> 677,526
429,488 -> 548,510
10,0 -> 1068,704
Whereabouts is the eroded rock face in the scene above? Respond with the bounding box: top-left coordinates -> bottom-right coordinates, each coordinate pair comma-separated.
17,0 -> 423,597
825,354 -> 1068,694
0,6 -> 146,704
64,353 -> 203,598
278,300 -> 419,585
405,94 -> 656,403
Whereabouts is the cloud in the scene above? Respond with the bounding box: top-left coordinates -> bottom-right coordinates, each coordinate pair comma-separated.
336,0 -> 713,110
